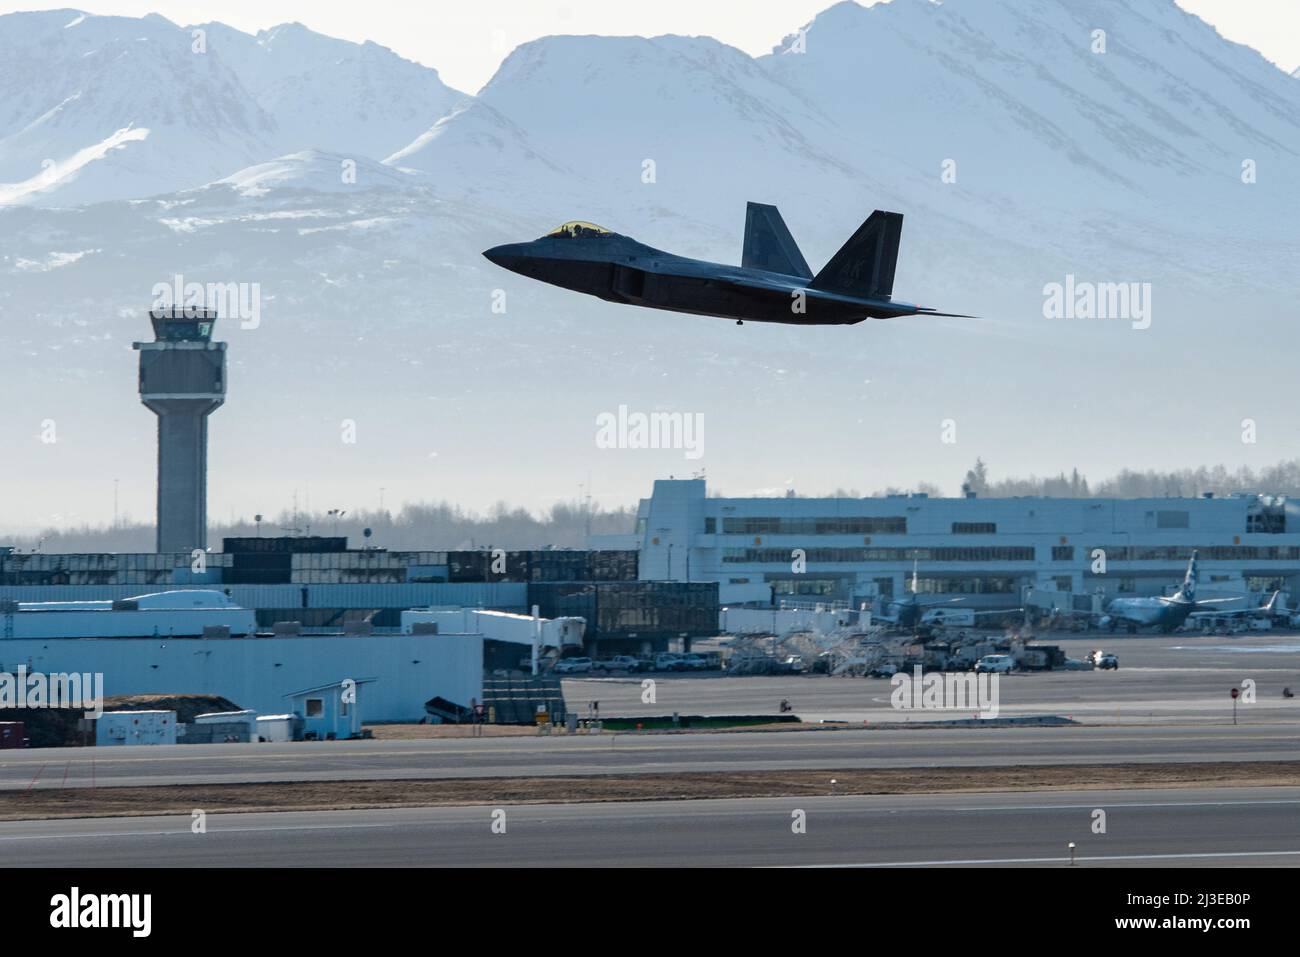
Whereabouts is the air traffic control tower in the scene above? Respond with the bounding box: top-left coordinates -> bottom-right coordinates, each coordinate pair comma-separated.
133,308 -> 226,553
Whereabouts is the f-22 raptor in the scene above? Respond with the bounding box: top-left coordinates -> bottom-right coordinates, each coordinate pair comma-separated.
483,203 -> 971,326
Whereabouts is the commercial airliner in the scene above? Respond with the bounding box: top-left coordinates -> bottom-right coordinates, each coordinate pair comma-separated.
1098,551 -> 1243,633
874,561 -> 964,631
483,203 -> 971,326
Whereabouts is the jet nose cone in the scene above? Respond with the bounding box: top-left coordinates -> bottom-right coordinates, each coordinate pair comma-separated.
483,243 -> 526,271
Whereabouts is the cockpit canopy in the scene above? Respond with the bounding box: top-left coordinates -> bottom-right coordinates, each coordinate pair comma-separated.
545,221 -> 612,239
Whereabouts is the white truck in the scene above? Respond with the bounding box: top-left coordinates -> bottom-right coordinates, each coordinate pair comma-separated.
654,652 -> 687,671
593,655 -> 645,673
553,657 -> 594,674
974,654 -> 1015,674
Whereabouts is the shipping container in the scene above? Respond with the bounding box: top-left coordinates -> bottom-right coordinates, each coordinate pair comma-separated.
0,721 -> 27,749
96,710 -> 178,746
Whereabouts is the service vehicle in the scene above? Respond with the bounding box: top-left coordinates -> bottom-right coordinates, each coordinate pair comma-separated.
974,654 -> 1015,674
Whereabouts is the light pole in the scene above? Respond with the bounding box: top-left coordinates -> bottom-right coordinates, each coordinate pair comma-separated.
657,527 -> 673,580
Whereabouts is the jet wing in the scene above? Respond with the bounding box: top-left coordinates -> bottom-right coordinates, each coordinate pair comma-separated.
1190,596 -> 1271,617
972,607 -> 1023,618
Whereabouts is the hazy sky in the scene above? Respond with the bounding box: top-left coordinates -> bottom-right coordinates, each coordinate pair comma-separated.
3,0 -> 1298,530
1,0 -> 1296,93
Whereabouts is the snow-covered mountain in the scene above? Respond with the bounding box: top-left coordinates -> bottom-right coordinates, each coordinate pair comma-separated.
398,33 -> 868,234
195,20 -> 467,160
0,10 -> 465,205
1,0 -> 1298,529
763,0 -> 1300,212
387,0 -> 1300,295
0,10 -> 278,204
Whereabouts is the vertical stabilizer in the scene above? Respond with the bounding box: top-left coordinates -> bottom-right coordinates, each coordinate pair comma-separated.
810,210 -> 903,299
1181,550 -> 1199,601
742,202 -> 813,280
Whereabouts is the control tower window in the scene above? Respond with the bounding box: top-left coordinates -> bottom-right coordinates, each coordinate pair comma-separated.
545,221 -> 612,239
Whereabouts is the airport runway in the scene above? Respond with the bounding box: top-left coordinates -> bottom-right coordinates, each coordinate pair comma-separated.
2,723 -> 1298,790
2,786 -> 1296,867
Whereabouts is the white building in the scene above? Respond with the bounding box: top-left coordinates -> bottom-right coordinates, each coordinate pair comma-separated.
0,633 -> 483,723
0,591 -> 600,727
633,479 -> 1300,608
2,590 -> 256,639
400,607 -> 584,649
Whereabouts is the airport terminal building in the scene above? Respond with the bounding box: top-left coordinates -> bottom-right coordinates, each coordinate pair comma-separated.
631,479 -> 1300,609
5,480 -> 1299,643
0,538 -> 717,654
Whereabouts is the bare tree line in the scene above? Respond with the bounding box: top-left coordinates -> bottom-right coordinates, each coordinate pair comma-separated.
961,458 -> 1300,499
3,500 -> 639,554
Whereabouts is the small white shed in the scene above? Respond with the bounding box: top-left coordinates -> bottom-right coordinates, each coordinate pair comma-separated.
255,714 -> 300,743
193,709 -> 258,742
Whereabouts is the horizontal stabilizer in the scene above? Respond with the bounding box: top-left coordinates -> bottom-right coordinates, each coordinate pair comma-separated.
811,210 -> 903,299
742,202 -> 812,280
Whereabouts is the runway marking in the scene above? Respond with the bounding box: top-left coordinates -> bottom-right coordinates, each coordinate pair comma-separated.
797,849 -> 1300,867
3,794 -> 1298,840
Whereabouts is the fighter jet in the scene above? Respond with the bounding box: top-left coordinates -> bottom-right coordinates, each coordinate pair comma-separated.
483,203 -> 971,325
